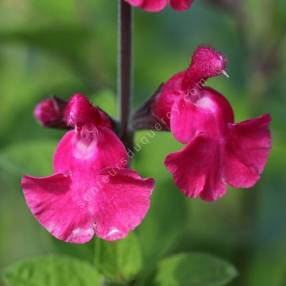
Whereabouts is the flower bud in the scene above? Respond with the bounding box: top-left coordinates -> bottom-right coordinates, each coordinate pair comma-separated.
34,97 -> 66,128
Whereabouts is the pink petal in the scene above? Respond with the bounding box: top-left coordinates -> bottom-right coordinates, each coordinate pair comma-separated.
170,0 -> 193,11
126,0 -> 143,5
53,127 -> 128,175
165,135 -> 227,201
170,98 -> 214,144
152,71 -> 185,127
224,114 -> 272,188
64,94 -> 112,128
126,0 -> 168,12
21,167 -> 154,243
170,88 -> 234,144
94,168 -> 155,241
21,174 -> 96,243
202,87 -> 234,124
64,94 -> 100,127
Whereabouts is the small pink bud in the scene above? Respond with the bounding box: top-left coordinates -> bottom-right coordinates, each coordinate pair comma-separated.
34,97 -> 66,128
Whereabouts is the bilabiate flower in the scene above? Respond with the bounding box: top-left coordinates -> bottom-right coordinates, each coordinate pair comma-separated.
152,46 -> 271,201
22,94 -> 154,243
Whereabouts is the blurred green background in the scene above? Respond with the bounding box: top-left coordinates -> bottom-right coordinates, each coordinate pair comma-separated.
0,0 -> 285,285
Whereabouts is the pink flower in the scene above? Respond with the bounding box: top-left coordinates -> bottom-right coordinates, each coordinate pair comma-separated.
22,94 -> 154,243
125,0 -> 193,12
152,46 -> 272,201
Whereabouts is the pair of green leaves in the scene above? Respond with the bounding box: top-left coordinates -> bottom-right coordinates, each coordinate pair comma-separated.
2,233 -> 237,286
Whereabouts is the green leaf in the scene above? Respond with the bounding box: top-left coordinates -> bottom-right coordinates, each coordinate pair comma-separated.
2,255 -> 102,286
94,233 -> 143,283
154,253 -> 237,286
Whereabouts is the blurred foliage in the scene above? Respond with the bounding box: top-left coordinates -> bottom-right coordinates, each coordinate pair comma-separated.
0,0 -> 285,286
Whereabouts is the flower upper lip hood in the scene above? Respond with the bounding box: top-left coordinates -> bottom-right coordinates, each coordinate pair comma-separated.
22,94 -> 155,243
125,0 -> 193,12
182,45 -> 228,91
64,93 -> 111,128
151,46 -> 272,201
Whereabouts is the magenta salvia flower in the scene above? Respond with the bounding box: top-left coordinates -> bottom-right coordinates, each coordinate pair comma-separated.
22,94 -> 155,243
152,46 -> 272,201
125,0 -> 193,12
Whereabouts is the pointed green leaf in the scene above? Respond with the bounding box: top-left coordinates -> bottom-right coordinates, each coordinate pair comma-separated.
95,233 -> 143,283
2,255 -> 102,286
155,253 -> 237,286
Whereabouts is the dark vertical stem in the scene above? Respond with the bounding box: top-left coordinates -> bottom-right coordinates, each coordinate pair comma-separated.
118,0 -> 134,153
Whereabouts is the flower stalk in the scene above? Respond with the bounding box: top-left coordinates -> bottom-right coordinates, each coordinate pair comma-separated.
118,0 -> 134,153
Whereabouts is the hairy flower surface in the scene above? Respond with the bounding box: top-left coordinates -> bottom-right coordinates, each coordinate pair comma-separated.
152,46 -> 272,201
125,0 -> 193,12
22,94 -> 154,243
